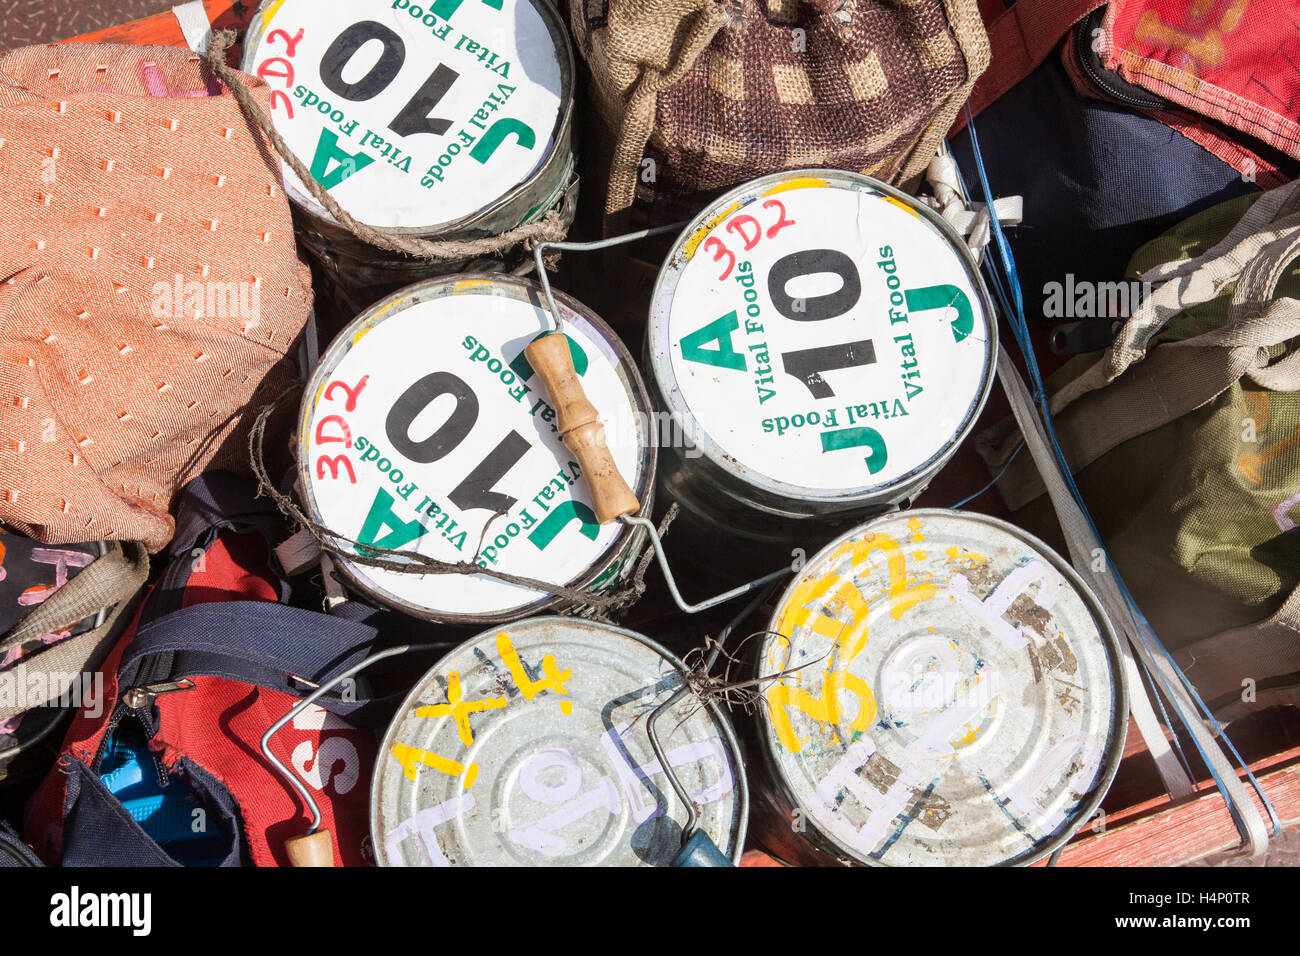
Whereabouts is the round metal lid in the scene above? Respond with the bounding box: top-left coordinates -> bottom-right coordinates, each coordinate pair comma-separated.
297,275 -> 654,622
242,0 -> 572,233
372,617 -> 749,866
757,509 -> 1127,866
649,170 -> 997,508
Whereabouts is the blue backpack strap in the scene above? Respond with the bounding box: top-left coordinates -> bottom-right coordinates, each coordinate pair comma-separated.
121,602 -> 394,725
168,471 -> 288,561
161,471 -> 292,607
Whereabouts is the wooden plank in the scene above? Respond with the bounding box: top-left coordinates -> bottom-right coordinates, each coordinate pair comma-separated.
1047,758 -> 1300,866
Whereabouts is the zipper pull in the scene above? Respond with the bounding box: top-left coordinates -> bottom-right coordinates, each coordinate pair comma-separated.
121,678 -> 196,712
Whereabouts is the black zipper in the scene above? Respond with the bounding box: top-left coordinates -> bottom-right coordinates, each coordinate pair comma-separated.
1074,9 -> 1171,110
91,700 -> 166,786
91,540 -> 209,784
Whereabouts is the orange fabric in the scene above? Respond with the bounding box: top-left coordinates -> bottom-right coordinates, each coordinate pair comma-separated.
0,43 -> 311,552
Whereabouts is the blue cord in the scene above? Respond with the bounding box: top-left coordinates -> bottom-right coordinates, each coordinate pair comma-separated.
960,107 -> 1280,837
948,441 -> 1024,510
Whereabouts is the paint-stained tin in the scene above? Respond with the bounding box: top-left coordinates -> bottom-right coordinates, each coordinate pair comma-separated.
296,274 -> 654,624
242,0 -> 576,307
648,170 -> 997,540
372,617 -> 748,865
752,509 -> 1126,866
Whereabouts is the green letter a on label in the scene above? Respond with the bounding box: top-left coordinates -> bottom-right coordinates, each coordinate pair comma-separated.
680,310 -> 747,372
357,489 -> 427,553
310,128 -> 374,191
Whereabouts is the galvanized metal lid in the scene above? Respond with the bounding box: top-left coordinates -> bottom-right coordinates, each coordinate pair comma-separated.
297,275 -> 654,623
649,170 -> 997,511
757,509 -> 1127,866
242,0 -> 572,232
372,617 -> 749,865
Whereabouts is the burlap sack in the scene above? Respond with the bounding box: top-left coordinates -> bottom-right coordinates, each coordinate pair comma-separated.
0,43 -> 312,552
569,0 -> 990,228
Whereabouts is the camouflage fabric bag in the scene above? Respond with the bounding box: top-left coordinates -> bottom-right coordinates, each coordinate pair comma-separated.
979,183 -> 1300,719
567,0 -> 990,230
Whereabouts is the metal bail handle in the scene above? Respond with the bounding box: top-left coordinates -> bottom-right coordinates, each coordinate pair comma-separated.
531,230 -> 791,615
263,643 -> 438,867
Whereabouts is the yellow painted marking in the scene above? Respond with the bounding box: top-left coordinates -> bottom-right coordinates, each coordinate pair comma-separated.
682,203 -> 741,260
261,0 -> 287,27
390,742 -> 476,788
882,196 -> 921,219
358,296 -> 409,337
862,533 -> 939,621
761,177 -> 828,196
944,545 -> 987,565
497,632 -> 573,707
415,670 -> 506,746
766,671 -> 877,753
454,279 -> 491,292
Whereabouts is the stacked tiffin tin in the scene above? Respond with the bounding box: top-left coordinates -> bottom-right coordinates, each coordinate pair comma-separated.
242,0 -> 577,314
263,3 -> 1127,865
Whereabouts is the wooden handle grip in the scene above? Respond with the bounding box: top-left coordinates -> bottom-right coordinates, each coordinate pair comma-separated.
286,829 -> 335,867
525,332 -> 640,524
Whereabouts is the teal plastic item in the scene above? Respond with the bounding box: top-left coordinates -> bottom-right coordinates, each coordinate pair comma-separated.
671,830 -> 733,867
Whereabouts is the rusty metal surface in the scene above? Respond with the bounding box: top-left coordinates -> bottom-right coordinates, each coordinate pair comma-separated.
372,616 -> 748,866
754,508 -> 1127,866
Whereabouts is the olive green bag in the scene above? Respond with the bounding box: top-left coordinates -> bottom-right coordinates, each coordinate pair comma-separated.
978,182 -> 1300,720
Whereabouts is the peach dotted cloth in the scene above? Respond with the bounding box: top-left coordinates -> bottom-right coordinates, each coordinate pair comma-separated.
0,43 -> 312,552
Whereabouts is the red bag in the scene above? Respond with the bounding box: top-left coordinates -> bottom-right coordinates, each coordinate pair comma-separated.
24,475 -> 381,867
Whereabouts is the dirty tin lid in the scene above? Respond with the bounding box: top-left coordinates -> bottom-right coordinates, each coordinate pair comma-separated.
650,170 -> 997,509
297,275 -> 653,623
372,617 -> 749,865
242,0 -> 571,232
757,509 -> 1127,866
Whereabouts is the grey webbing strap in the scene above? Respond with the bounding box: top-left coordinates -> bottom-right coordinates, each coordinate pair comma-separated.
171,1 -> 214,55
985,187 -> 1300,511
0,542 -> 150,723
2,542 -> 147,651
997,348 -> 1271,857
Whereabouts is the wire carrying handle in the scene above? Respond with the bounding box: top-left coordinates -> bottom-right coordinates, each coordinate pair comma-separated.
262,643 -> 439,867
647,583 -> 775,866
528,227 -> 791,615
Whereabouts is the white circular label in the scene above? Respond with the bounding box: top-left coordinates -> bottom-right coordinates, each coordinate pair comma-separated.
246,0 -> 564,230
300,281 -> 647,618
653,176 -> 993,496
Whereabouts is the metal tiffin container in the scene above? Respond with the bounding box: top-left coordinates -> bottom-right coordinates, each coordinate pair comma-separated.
746,509 -> 1128,867
242,0 -> 578,313
646,170 -> 998,574
296,274 -> 655,625
371,616 -> 749,866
